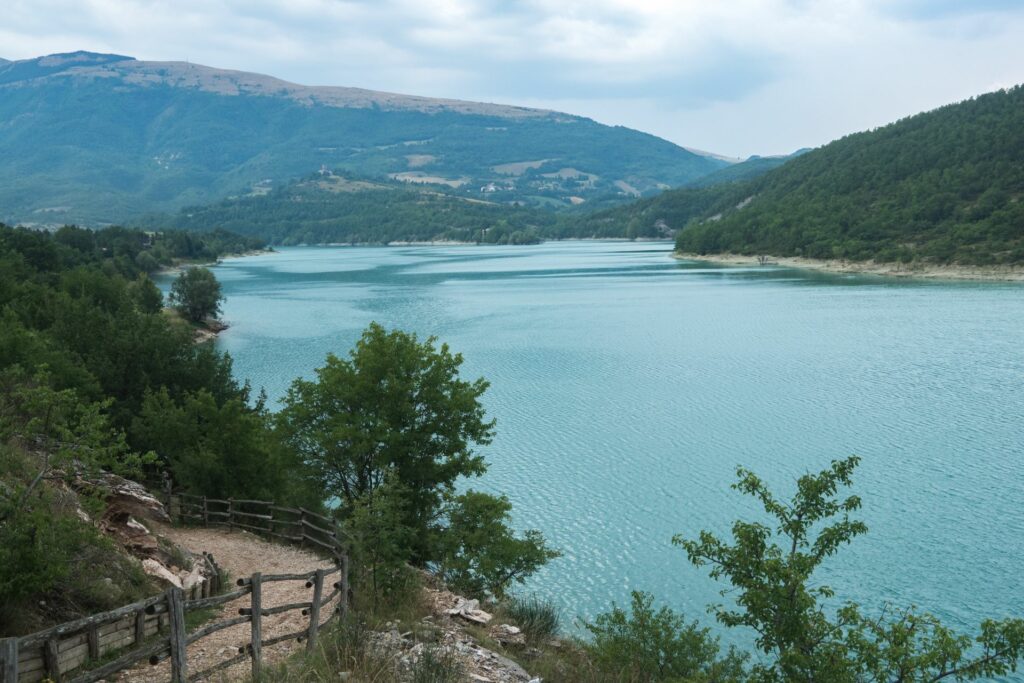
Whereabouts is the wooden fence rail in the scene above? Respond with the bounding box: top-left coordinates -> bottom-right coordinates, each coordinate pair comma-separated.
0,495 -> 349,683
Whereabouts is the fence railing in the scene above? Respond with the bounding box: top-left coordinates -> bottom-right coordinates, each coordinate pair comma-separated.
0,495 -> 349,683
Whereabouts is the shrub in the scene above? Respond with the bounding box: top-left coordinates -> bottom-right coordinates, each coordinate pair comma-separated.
436,490 -> 560,599
582,591 -> 747,683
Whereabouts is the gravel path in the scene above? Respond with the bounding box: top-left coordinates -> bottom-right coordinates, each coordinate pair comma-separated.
117,526 -> 338,682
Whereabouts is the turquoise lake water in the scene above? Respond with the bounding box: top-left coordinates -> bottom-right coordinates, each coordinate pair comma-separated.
196,241 -> 1023,663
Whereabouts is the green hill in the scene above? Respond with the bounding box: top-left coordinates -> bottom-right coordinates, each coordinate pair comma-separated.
681,151 -> 806,188
143,173 -> 557,245
576,86 -> 1024,265
0,51 -> 728,226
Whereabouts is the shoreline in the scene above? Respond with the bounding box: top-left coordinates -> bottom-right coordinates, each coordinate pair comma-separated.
155,248 -> 275,276
193,319 -> 229,344
673,252 -> 1024,282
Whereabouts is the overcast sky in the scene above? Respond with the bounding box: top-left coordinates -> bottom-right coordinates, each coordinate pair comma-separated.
3,0 -> 1023,157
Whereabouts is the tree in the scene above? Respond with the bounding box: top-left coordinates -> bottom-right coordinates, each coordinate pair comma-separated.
169,266 -> 223,323
675,457 -> 1024,682
583,591 -> 748,683
436,490 -> 560,599
276,322 -> 495,561
344,474 -> 415,608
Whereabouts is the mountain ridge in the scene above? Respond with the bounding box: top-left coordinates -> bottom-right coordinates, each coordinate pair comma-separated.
0,51 -> 730,225
0,51 -> 555,118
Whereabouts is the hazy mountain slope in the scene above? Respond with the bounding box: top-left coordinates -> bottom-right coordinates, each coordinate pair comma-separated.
575,86 -> 1024,265
0,51 -> 728,225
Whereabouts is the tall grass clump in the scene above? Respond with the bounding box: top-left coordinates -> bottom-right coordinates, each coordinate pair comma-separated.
257,618 -> 390,682
499,594 -> 561,644
409,645 -> 463,683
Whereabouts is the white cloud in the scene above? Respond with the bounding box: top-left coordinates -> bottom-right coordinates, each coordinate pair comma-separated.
2,0 -> 1023,156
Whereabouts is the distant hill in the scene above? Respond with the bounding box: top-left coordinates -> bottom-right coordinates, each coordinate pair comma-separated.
577,86 -> 1024,265
682,151 -> 807,188
0,51 -> 729,226
143,173 -> 557,245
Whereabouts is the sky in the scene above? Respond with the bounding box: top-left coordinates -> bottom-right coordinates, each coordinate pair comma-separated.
3,0 -> 1024,158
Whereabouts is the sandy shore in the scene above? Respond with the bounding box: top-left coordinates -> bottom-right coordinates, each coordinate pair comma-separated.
155,248 -> 274,276
673,252 -> 1024,282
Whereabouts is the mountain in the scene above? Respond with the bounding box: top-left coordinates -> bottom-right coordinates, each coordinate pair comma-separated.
0,51 -> 729,226
578,86 -> 1024,265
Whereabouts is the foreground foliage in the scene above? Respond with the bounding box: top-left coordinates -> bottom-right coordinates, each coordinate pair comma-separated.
0,368 -> 154,633
0,224 -> 295,631
676,457 -> 1024,682
583,591 -> 747,683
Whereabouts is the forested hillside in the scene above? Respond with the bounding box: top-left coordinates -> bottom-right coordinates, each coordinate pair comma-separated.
144,174 -> 555,245
144,170 -> 695,244
0,51 -> 727,226
576,85 -> 1024,265
681,152 -> 803,188
0,223 -> 555,637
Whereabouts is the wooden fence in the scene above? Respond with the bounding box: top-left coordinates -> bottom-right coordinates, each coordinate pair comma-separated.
0,495 -> 349,683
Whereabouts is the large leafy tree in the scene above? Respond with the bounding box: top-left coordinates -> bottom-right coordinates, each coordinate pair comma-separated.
676,457 -> 1024,682
276,322 -> 495,560
169,266 -> 224,323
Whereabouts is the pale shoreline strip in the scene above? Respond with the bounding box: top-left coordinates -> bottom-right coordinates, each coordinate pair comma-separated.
673,252 -> 1024,282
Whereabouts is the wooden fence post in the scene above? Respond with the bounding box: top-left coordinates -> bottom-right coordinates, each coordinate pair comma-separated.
135,608 -> 147,646
202,496 -> 209,527
341,554 -> 350,619
227,498 -> 234,530
1,637 -> 18,683
44,637 -> 61,682
307,569 -> 325,651
87,624 -> 100,660
298,509 -> 306,549
162,473 -> 173,516
167,586 -> 188,683
250,572 -> 263,681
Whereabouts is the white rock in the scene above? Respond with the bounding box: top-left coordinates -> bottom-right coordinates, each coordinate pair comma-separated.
445,598 -> 493,624
143,558 -> 182,587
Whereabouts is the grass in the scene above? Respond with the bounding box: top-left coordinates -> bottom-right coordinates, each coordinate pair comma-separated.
498,594 -> 561,644
158,536 -> 194,571
409,645 -> 463,683
258,617 -> 392,682
246,570 -> 608,683
185,606 -> 220,632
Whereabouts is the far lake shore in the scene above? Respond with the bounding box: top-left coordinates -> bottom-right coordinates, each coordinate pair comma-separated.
673,252 -> 1024,282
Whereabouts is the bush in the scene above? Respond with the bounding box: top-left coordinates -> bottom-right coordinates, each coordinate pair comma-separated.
436,490 -> 560,599
582,591 -> 747,683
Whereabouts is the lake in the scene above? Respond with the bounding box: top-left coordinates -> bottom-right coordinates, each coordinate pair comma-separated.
198,241 -> 1024,660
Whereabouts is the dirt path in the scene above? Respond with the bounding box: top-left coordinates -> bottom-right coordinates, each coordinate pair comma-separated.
117,526 -> 338,682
